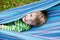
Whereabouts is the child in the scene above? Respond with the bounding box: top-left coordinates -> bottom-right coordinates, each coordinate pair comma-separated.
22,11 -> 47,26
0,11 -> 47,32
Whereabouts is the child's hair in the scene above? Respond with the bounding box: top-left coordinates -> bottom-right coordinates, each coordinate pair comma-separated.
32,11 -> 47,26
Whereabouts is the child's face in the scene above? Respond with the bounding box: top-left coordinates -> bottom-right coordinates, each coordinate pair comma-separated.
22,12 -> 45,25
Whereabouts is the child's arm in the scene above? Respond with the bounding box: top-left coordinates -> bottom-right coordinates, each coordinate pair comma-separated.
0,20 -> 31,32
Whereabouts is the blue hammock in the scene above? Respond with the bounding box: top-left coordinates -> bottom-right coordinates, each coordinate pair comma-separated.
0,0 -> 60,40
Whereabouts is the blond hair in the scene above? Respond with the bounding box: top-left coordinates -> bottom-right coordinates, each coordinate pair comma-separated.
32,11 -> 47,26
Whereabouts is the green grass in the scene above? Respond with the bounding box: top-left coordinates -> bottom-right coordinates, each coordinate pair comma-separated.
0,0 -> 40,11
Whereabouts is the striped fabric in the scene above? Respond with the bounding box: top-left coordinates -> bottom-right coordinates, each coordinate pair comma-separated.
0,0 -> 60,40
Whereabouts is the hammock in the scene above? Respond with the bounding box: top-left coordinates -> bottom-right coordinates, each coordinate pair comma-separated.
0,0 -> 60,40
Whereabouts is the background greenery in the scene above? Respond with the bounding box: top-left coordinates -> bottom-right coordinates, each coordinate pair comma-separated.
0,0 -> 40,11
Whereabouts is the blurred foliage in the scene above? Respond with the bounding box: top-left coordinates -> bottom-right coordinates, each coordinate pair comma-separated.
0,0 -> 40,11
